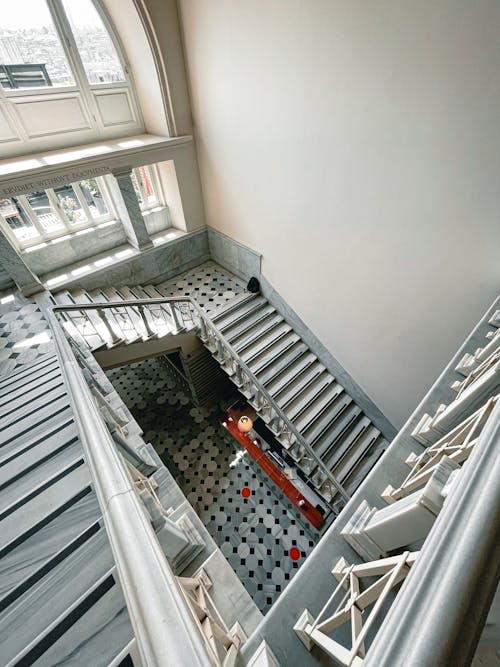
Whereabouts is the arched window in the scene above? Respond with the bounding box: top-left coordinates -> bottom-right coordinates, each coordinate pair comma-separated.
0,0 -> 143,157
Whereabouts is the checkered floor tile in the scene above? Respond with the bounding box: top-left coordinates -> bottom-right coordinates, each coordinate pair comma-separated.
107,356 -> 320,614
0,292 -> 53,377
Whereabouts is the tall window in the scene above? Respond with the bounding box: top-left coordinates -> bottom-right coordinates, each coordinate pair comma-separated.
0,165 -> 166,250
131,165 -> 163,212
0,0 -> 124,91
0,0 -> 141,155
0,177 -> 114,249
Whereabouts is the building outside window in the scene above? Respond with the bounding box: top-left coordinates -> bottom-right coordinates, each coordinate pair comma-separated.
0,0 -> 124,91
131,165 -> 163,212
0,166 -> 165,250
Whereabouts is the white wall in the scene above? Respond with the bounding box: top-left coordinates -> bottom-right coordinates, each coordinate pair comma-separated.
178,0 -> 500,428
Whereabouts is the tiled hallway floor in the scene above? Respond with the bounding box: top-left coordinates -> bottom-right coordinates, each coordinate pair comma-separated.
107,356 -> 320,614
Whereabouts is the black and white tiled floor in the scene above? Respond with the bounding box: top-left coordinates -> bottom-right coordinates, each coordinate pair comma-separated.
107,357 -> 320,614
153,260 -> 245,312
0,292 -> 53,377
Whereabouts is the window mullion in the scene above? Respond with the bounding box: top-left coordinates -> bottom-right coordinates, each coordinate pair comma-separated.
0,212 -> 22,249
46,189 -> 71,231
72,184 -> 93,222
47,0 -> 101,133
18,196 -> 47,239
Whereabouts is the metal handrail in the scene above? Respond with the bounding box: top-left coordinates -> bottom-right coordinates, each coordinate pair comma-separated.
53,295 -> 350,506
46,309 -> 212,667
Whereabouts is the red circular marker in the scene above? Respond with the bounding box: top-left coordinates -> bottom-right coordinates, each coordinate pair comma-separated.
289,547 -> 301,561
241,487 -> 251,499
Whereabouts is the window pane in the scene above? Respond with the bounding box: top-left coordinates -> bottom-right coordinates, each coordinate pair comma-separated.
53,185 -> 87,225
139,166 -> 157,205
0,0 -> 74,89
0,197 -> 39,242
25,191 -> 65,233
130,170 -> 143,205
62,0 -> 125,85
79,178 -> 108,218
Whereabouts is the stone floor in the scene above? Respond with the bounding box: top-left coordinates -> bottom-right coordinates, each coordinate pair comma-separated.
107,356 -> 320,614
0,292 -> 52,377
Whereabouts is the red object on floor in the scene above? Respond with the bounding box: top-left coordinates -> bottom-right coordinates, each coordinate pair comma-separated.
289,547 -> 301,561
241,487 -> 251,498
222,412 -> 324,530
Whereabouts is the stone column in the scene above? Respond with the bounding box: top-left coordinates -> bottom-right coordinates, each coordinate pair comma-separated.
0,228 -> 43,296
108,169 -> 153,251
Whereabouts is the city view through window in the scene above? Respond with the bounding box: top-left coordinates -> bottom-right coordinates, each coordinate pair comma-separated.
0,0 -> 124,90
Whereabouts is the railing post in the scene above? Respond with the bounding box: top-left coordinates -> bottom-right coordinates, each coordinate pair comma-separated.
138,304 -> 156,338
364,401 -> 500,667
96,307 -> 122,345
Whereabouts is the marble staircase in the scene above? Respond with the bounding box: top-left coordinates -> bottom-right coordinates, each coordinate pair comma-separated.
52,283 -> 390,514
0,354 -> 135,666
202,293 -> 388,508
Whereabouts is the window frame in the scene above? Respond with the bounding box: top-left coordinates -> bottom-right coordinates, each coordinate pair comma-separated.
0,175 -> 116,250
132,164 -> 165,213
0,0 -> 131,97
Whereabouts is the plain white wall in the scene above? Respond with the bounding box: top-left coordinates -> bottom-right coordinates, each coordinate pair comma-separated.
178,0 -> 500,428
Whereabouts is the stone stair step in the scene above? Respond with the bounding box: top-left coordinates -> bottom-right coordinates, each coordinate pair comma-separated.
332,424 -> 381,485
212,295 -> 267,331
256,342 -> 309,386
274,361 -> 325,408
294,381 -> 344,434
233,313 -> 284,353
264,352 -> 316,397
239,322 -> 292,363
314,404 -> 363,462
305,391 -> 353,446
248,333 -> 302,376
208,291 -> 256,323
223,304 -> 276,342
323,414 -> 372,473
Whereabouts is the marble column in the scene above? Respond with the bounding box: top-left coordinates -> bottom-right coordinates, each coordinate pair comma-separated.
0,228 -> 43,296
108,169 -> 153,251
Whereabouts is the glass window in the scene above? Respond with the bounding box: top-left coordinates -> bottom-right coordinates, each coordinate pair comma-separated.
53,185 -> 87,225
132,165 -> 160,210
0,197 -> 39,242
25,191 -> 65,233
62,0 -> 125,85
79,178 -> 109,218
0,0 -> 74,89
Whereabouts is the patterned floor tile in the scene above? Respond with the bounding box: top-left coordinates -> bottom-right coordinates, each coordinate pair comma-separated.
107,356 -> 320,615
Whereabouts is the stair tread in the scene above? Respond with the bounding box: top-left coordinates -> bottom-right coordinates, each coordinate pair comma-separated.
233,313 -> 284,353
212,295 -> 266,330
1,531 -> 115,666
256,342 -> 309,385
27,581 -> 131,667
223,304 -> 276,340
208,291 -> 255,322
314,404 -> 363,460
305,391 -> 353,445
294,381 -> 344,433
0,491 -> 100,604
283,372 -> 332,419
247,332 -> 301,374
333,425 -> 381,484
1,464 -> 92,555
324,415 -> 373,473
264,352 -> 316,395
271,359 -> 323,403
239,323 -> 292,362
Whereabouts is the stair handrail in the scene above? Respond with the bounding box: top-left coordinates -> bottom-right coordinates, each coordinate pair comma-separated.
363,398 -> 500,667
53,296 -> 350,507
46,308 -> 213,667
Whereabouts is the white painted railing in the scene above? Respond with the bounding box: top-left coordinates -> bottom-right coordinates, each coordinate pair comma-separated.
46,309 -> 213,667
